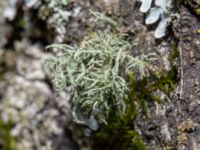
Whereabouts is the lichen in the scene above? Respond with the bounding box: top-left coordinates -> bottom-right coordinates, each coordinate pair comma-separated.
139,0 -> 179,38
44,30 -> 157,124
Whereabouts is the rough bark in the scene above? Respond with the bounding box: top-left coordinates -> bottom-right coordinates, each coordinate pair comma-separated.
177,4 -> 200,150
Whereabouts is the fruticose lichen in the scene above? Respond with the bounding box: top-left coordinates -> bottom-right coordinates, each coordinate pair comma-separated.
44,30 -> 157,124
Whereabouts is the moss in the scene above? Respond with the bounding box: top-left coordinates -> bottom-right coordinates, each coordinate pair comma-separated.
128,71 -> 177,117
134,43 -> 178,116
0,120 -> 17,150
91,73 -> 147,150
16,19 -> 25,29
91,44 -> 179,149
92,124 -> 146,150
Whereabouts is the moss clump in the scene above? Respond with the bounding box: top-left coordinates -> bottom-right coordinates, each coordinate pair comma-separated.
0,120 -> 17,150
91,73 -> 147,150
92,120 -> 146,150
131,43 -> 179,116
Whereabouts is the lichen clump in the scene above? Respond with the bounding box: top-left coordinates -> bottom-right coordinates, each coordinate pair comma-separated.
139,0 -> 178,38
44,31 -> 156,123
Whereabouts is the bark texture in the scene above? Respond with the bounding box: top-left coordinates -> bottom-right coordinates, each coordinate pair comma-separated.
177,4 -> 200,150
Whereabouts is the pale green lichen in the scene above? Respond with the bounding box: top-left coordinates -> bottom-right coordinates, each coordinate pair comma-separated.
139,0 -> 179,38
90,10 -> 118,27
44,31 -> 156,124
